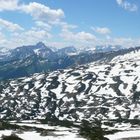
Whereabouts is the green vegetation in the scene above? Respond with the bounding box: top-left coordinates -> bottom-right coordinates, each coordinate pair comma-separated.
0,121 -> 20,130
79,119 -> 109,140
40,117 -> 76,127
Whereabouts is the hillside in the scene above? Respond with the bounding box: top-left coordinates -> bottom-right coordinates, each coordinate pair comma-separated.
1,47 -> 140,122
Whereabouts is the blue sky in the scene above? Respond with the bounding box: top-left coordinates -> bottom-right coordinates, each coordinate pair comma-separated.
0,0 -> 140,49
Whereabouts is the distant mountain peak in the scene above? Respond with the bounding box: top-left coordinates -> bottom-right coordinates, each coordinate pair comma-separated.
36,42 -> 46,47
57,46 -> 78,56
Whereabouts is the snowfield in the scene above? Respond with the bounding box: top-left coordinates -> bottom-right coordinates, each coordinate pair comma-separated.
1,122 -> 140,140
0,130 -> 86,140
106,129 -> 140,140
0,123 -> 86,140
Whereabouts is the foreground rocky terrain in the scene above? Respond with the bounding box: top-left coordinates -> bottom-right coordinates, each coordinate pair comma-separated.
1,47 -> 140,122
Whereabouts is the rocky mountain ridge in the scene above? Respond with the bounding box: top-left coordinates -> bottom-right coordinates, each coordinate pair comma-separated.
0,42 -> 136,80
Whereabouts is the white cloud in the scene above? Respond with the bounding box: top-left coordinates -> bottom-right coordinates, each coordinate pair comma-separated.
95,36 -> 140,48
0,32 -> 6,44
116,0 -> 138,12
35,21 -> 52,31
0,18 -> 24,32
0,1 -> 64,48
60,30 -> 96,43
61,22 -> 77,30
0,0 -> 19,11
0,1 -> 65,23
76,31 -> 96,41
51,21 -> 77,30
23,29 -> 52,40
21,2 -> 64,22
116,0 -> 123,5
0,26 -> 52,49
92,27 -> 111,34
46,41 -> 71,48
112,37 -> 138,47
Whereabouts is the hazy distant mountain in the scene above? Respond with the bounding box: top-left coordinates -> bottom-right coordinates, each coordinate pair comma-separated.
57,46 -> 78,56
95,45 -> 123,52
0,42 -> 131,80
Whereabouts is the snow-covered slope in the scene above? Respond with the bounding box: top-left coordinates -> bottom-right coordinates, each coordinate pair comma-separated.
0,48 -> 140,121
0,123 -> 86,140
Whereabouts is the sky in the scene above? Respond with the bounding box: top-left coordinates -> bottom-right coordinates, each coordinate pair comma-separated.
0,0 -> 140,49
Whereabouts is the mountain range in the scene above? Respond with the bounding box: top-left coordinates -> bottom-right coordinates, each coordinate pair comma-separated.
1,46 -> 140,123
0,42 -> 124,80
